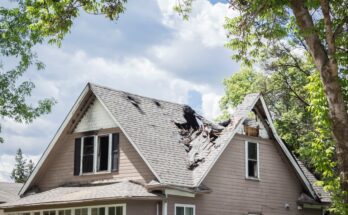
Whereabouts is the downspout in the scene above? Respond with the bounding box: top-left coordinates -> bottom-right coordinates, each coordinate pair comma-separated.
162,193 -> 168,215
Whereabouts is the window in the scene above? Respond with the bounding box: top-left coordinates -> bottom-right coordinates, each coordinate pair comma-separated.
58,210 -> 71,215
80,134 -> 117,174
246,141 -> 259,179
108,206 -> 124,215
5,205 -> 125,215
43,211 -> 56,215
75,208 -> 88,215
97,135 -> 110,171
175,204 -> 195,215
82,136 -> 94,173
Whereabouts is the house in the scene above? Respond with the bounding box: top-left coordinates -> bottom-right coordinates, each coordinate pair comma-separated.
0,182 -> 22,215
0,83 -> 330,215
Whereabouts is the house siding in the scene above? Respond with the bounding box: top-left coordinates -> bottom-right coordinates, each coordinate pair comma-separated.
35,128 -> 155,191
167,134 -> 322,215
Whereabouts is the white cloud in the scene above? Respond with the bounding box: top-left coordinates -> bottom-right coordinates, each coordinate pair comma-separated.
0,0 -> 238,180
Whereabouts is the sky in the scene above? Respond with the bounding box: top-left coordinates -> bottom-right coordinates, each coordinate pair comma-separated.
0,0 -> 239,182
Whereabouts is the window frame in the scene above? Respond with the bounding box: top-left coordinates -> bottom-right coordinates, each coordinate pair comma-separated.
174,204 -> 196,215
80,134 -> 113,175
245,141 -> 260,180
5,204 -> 126,215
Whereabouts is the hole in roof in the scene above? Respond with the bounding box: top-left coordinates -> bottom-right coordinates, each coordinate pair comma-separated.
125,94 -> 145,115
153,100 -> 161,107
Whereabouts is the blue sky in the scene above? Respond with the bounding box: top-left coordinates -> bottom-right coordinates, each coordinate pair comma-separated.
0,0 -> 239,181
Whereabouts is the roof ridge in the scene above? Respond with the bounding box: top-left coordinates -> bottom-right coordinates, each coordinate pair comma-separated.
89,82 -> 188,108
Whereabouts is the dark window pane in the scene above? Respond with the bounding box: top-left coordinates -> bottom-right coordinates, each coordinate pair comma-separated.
248,142 -> 257,160
82,208 -> 88,215
176,207 -> 185,215
98,136 -> 109,171
84,137 -> 94,154
75,209 -> 80,215
82,137 -> 94,173
82,155 -> 94,173
99,208 -> 105,215
185,207 -> 194,215
116,206 -> 123,215
43,212 -> 49,215
248,160 -> 258,177
34,212 -> 40,215
91,208 -> 98,215
58,211 -> 64,215
65,210 -> 71,215
108,207 -> 115,215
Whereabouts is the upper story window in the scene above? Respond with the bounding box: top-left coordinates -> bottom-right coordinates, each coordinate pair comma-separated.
175,204 -> 195,215
74,133 -> 119,176
245,141 -> 259,179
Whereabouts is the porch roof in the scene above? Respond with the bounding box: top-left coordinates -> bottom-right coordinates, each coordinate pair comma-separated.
0,181 -> 161,209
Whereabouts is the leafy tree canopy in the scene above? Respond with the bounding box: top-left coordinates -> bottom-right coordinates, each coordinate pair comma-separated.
0,0 -> 127,143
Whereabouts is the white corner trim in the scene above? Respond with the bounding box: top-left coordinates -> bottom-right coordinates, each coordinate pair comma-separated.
19,85 -> 91,196
195,94 -> 261,186
92,91 -> 163,183
259,96 -> 317,199
164,189 -> 195,198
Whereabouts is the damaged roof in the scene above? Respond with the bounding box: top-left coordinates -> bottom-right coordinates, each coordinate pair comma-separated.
91,85 -> 260,187
20,83 -> 328,203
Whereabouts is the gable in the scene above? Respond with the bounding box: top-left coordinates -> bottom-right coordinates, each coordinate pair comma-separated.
192,94 -> 317,200
74,99 -> 117,133
20,84 -> 157,195
198,134 -> 305,214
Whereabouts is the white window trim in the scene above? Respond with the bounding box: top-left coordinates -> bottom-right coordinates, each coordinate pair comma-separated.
5,204 -> 127,215
80,134 -> 113,175
174,204 -> 195,215
245,141 -> 260,180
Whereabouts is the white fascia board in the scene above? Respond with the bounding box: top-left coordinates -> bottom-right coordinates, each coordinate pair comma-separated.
165,189 -> 195,198
195,94 -> 261,187
19,85 -> 91,196
92,90 -> 163,184
259,96 -> 317,199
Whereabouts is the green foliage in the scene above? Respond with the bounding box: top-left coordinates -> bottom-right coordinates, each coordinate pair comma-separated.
11,148 -> 35,183
1,0 -> 127,143
302,72 -> 348,214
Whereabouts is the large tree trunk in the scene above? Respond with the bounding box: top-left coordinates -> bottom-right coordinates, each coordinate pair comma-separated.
289,0 -> 348,203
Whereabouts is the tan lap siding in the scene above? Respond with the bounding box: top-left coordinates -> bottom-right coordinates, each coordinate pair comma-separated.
167,134 -> 321,215
35,128 -> 155,191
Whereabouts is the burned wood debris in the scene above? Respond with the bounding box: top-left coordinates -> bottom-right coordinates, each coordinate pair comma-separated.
174,105 -> 227,170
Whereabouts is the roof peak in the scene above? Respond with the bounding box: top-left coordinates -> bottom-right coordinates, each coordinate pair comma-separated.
89,82 -> 189,108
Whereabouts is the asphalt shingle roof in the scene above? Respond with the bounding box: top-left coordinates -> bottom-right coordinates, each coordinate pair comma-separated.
296,159 -> 331,203
1,181 -> 160,208
91,84 -> 195,186
18,83 -> 329,205
0,182 -> 22,203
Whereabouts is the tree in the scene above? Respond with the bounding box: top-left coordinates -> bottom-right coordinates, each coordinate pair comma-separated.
0,0 -> 127,143
11,148 -> 34,183
176,0 -> 348,208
